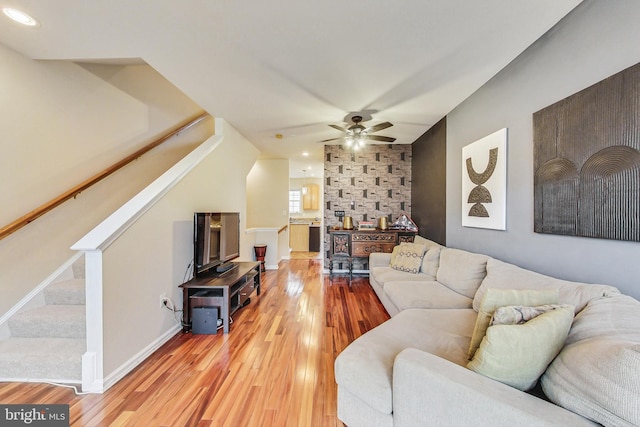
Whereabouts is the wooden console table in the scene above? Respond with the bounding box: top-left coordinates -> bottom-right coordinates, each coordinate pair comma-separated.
329,229 -> 416,282
179,261 -> 261,333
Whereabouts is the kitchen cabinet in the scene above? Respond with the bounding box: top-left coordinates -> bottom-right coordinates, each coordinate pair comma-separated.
290,223 -> 309,251
302,184 -> 319,210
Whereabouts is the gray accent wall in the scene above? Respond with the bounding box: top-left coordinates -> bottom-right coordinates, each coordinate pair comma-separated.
446,0 -> 640,299
411,117 -> 446,245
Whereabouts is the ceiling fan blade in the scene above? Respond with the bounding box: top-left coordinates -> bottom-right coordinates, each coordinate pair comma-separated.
366,135 -> 396,143
365,121 -> 393,133
319,137 -> 343,143
329,124 -> 348,132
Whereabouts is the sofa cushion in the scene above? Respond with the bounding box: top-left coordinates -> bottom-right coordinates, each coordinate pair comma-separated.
474,258 -> 620,314
541,294 -> 640,427
370,267 -> 435,285
436,248 -> 489,298
390,242 -> 427,274
420,246 -> 441,278
384,281 -> 473,310
542,338 -> 640,427
334,308 -> 476,415
413,235 -> 442,251
468,288 -> 560,359
565,294 -> 640,344
468,305 -> 574,391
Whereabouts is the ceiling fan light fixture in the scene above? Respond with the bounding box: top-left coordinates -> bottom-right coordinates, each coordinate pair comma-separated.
321,113 -> 395,147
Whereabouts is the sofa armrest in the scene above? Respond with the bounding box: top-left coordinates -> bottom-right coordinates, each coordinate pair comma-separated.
393,348 -> 597,427
369,252 -> 392,268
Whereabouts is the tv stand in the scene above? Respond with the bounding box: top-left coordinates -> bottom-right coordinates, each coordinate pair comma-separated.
180,261 -> 261,334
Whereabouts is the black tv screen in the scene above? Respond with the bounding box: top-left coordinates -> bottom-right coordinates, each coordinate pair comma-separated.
193,212 -> 240,277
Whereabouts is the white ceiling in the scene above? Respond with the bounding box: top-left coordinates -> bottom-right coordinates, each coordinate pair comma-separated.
0,0 -> 582,178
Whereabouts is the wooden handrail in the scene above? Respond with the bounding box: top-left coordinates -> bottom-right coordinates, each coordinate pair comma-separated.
0,112 -> 211,241
278,224 -> 288,234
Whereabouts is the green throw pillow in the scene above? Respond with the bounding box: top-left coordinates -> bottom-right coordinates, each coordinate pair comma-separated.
467,288 -> 560,360
467,304 -> 575,391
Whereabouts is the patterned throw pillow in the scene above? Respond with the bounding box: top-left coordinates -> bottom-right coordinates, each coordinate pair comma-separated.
389,243 -> 427,274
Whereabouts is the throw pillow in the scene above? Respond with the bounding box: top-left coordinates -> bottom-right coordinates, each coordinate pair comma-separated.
390,242 -> 427,274
419,246 -> 441,279
467,304 -> 575,391
436,248 -> 489,298
491,304 -> 569,326
542,338 -> 640,427
467,288 -> 559,360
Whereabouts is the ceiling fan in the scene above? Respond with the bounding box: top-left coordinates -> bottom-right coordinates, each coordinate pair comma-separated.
321,115 -> 395,149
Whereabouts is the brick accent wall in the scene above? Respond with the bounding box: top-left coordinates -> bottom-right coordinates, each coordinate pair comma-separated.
323,144 -> 412,269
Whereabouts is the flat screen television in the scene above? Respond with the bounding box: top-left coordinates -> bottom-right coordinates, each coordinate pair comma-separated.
193,212 -> 240,277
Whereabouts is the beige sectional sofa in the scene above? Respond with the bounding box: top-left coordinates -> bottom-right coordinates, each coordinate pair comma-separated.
334,236 -> 640,427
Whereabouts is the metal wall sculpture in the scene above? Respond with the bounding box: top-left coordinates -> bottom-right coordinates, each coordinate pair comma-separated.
462,128 -> 508,230
533,62 -> 640,241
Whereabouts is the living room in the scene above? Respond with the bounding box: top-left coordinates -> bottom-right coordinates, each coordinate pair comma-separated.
1,1 -> 640,425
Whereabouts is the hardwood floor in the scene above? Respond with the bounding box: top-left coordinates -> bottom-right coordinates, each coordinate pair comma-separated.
0,259 -> 389,426
289,251 -> 322,260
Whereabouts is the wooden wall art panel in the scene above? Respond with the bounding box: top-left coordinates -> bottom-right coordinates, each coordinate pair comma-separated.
533,62 -> 640,241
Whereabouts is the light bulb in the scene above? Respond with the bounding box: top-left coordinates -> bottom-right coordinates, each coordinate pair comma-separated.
2,8 -> 39,26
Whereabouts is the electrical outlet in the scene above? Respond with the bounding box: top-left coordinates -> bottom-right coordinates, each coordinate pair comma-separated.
160,293 -> 168,308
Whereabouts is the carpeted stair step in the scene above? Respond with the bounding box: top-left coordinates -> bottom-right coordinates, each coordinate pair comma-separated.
8,305 -> 85,339
44,278 -> 85,305
0,337 -> 84,380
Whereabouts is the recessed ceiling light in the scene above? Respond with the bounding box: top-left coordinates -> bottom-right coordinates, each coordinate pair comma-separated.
3,7 -> 39,27
302,152 -> 309,157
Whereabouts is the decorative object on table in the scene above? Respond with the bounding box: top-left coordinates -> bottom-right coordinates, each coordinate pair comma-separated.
378,216 -> 388,230
357,220 -> 375,230
533,61 -> 640,242
389,214 -> 418,232
462,128 -> 508,230
343,216 -> 353,230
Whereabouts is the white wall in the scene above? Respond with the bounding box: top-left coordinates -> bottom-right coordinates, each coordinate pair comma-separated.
246,159 -> 290,266
246,159 -> 289,228
100,119 -> 259,377
0,43 -> 208,315
446,0 -> 640,299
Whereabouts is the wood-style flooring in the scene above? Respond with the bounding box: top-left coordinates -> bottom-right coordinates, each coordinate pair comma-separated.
0,259 -> 389,426
289,251 -> 322,260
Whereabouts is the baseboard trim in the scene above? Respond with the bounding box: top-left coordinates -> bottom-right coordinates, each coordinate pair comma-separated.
101,324 -> 181,392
